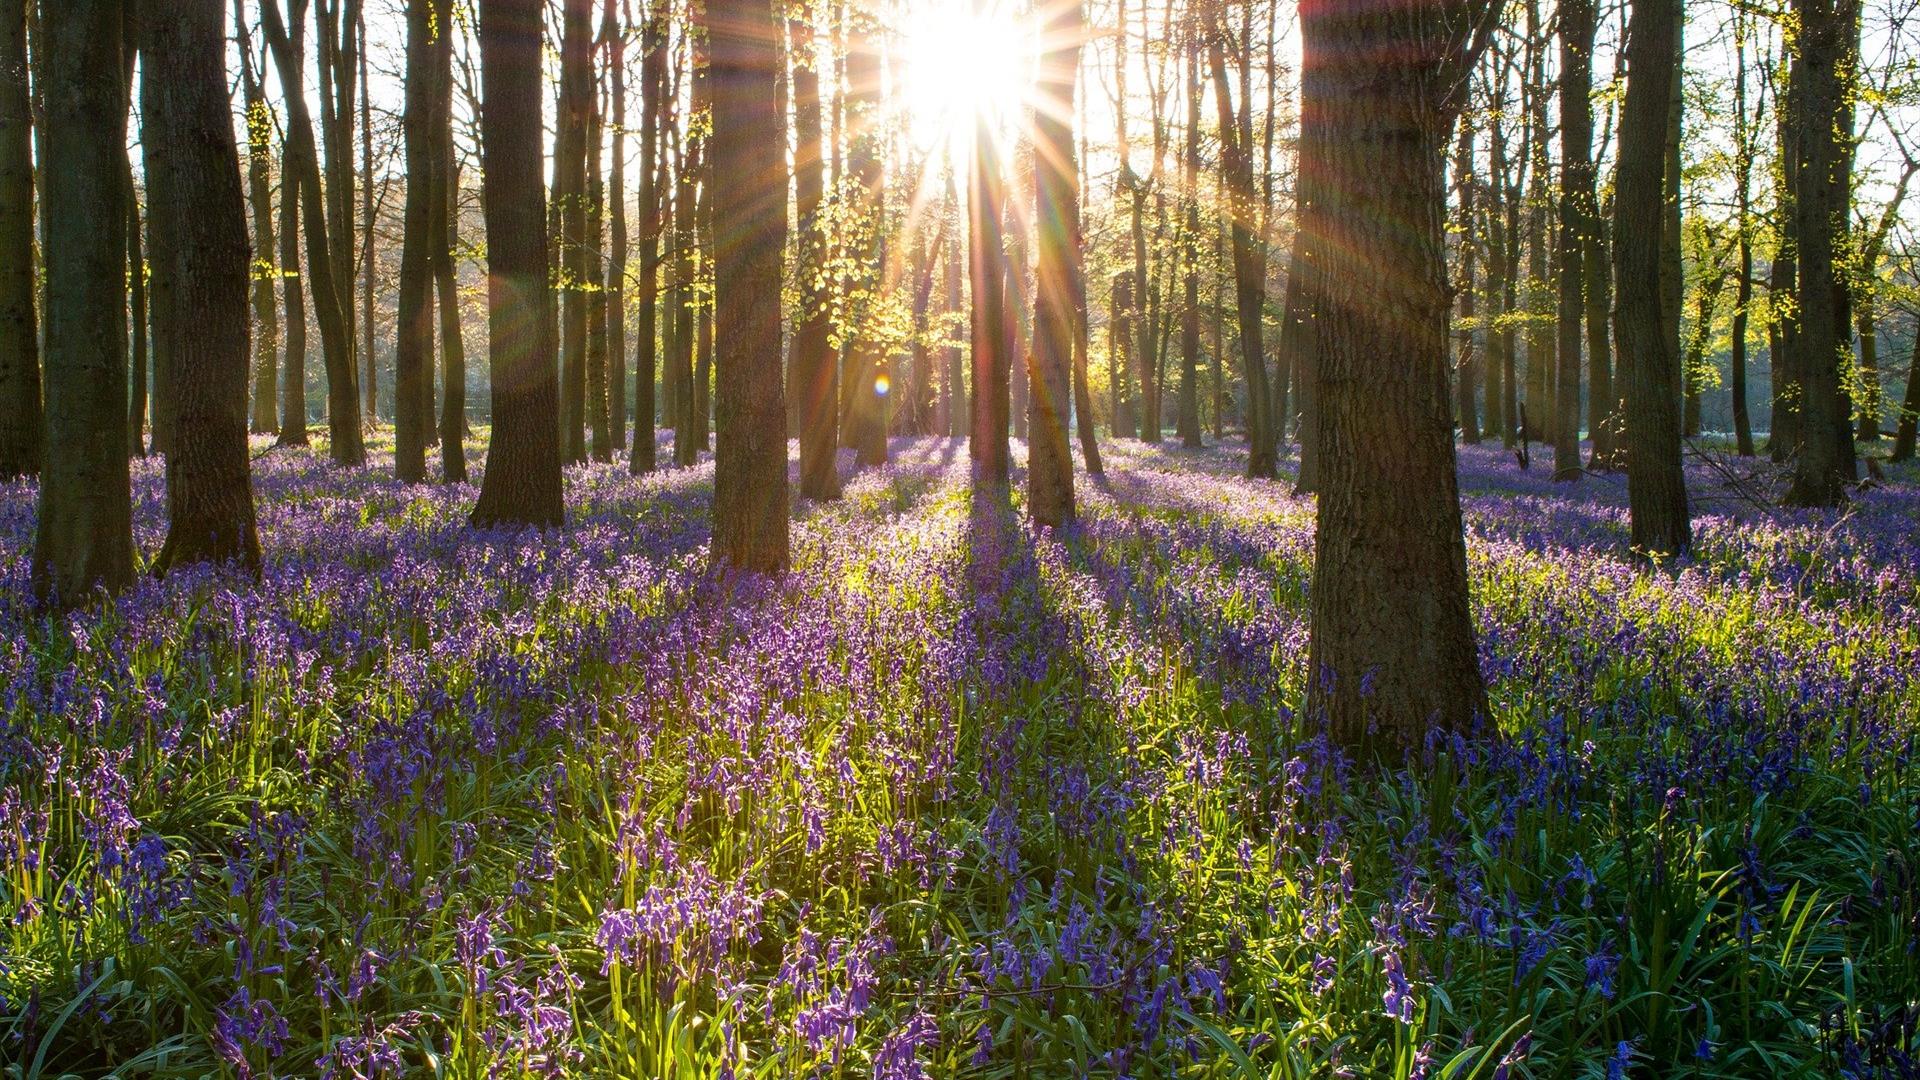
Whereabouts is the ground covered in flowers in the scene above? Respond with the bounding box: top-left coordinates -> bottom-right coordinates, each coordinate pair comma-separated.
2,433 -> 1917,1078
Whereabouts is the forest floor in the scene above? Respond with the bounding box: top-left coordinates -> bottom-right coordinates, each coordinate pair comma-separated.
2,432 -> 1917,1078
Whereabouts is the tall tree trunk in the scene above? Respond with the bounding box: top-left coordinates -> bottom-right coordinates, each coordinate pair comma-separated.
945,202 -> 965,439
33,0 -> 134,606
1659,3 -> 1682,411
629,0 -> 664,474
1891,335 -> 1918,462
239,0 -> 279,437
1522,0 -> 1552,444
1176,23 -> 1202,448
1485,84 -> 1513,448
395,0 -> 436,482
127,167 -> 148,456
0,0 -> 39,480
1554,0 -> 1595,479
1006,141 -> 1031,445
1206,11 -> 1274,480
558,0 -> 591,463
846,10 -> 887,467
261,0 -> 364,465
607,0 -> 627,452
144,0 -> 260,574
430,0 -> 465,481
1300,0 -> 1488,747
1029,0 -> 1082,525
790,9 -> 838,497
1454,121 -> 1480,444
970,112 -> 1011,487
1766,54 -> 1800,462
1682,264 -> 1726,439
1781,0 -> 1858,505
1614,0 -> 1690,555
587,56 -> 612,462
142,16 -> 178,460
278,143 -> 310,445
707,0 -> 788,571
470,0 -> 564,526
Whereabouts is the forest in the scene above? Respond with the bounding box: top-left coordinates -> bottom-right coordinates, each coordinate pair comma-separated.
1,0 -> 1918,1073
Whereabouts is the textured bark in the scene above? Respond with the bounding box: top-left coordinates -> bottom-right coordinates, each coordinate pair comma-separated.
669,94 -> 700,467
1522,0 -> 1552,445
1453,122 -> 1479,444
144,0 -> 260,574
1553,0 -> 1594,480
395,0 -> 436,483
239,0 -> 279,437
970,118 -> 1011,487
0,0 -> 39,480
1892,337 -> 1918,462
707,0 -> 788,572
628,0 -> 664,474
1204,13 -> 1275,480
1659,4 -> 1682,411
1613,0 -> 1690,556
261,0 -> 364,465
1781,0 -> 1859,506
587,59 -> 611,462
606,0 -> 627,452
790,11 -> 838,498
141,17 -> 178,460
1300,0 -> 1488,747
470,0 -> 564,527
33,0 -> 134,606
1028,0 -> 1081,526
558,0 -> 591,463
1484,83 -> 1513,447
430,0 -> 464,481
278,144 -> 309,445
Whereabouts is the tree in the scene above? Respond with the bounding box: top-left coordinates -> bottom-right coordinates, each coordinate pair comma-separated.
846,2 -> 888,468
629,0 -> 665,474
1553,0 -> 1596,480
0,0 -> 39,481
1781,0 -> 1859,506
1176,21 -> 1202,449
261,0 -> 365,466
558,0 -> 591,463
238,0 -> 280,437
143,0 -> 260,574
790,9 -> 839,499
32,0 -> 134,606
1613,0 -> 1690,556
471,0 -> 564,527
1299,0 -> 1492,746
278,136 -> 310,446
395,0 -> 438,483
431,0 -> 465,481
707,0 -> 788,571
970,107 -> 1011,486
1454,121 -> 1480,444
606,0 -> 628,454
1028,0 -> 1082,526
1727,6 -> 1756,457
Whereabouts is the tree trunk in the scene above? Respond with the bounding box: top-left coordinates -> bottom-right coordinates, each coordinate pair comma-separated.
239,0 -> 279,437
945,207 -> 965,439
1522,0 -> 1552,445
470,0 -> 564,527
1204,14 -> 1274,480
1300,0 -> 1487,747
1614,0 -> 1690,556
1891,335 -> 1918,462
430,0 -> 465,481
127,168 -> 148,456
1485,85 -> 1513,447
278,142 -> 310,445
261,0 -> 364,465
395,0 -> 436,482
1554,0 -> 1595,480
587,54 -> 612,462
707,0 -> 788,571
32,0 -> 134,606
1781,0 -> 1858,505
143,0 -> 260,574
790,10 -> 838,497
1454,122 -> 1479,444
1028,0 -> 1082,525
1176,24 -> 1202,449
629,0 -> 663,474
606,0 -> 627,453
1659,3 -> 1682,412
846,12 -> 887,468
557,0 -> 591,463
970,113 -> 1011,487
0,0 -> 39,480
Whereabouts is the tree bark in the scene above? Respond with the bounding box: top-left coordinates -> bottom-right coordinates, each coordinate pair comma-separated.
970,113 -> 1011,487
629,0 -> 664,474
1613,0 -> 1690,556
790,10 -> 838,498
430,0 -> 465,481
0,0 -> 39,480
1300,0 -> 1489,747
470,0 -> 564,527
1028,0 -> 1081,525
1554,0 -> 1595,480
1176,23 -> 1202,448
558,0 -> 592,463
1454,121 -> 1479,444
32,0 -> 134,606
278,141 -> 310,445
607,0 -> 627,452
395,0 -> 436,482
1204,10 -> 1275,480
707,0 -> 788,571
587,49 -> 612,462
238,0 -> 280,437
143,0 -> 260,574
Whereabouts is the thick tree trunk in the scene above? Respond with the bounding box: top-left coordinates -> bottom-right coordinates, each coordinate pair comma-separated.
707,0 -> 788,571
470,0 -> 563,527
395,0 -> 436,482
144,0 -> 260,574
0,0 -> 39,480
261,0 -> 364,465
1614,0 -> 1690,556
628,0 -> 663,474
1028,0 -> 1081,526
1554,0 -> 1595,480
1300,0 -> 1487,747
1781,0 -> 1859,505
33,0 -> 134,606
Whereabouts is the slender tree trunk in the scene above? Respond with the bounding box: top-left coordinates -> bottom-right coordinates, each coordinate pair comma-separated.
395,0 -> 436,482
1891,334 -> 1918,461
358,1 -> 375,426
33,0 -> 134,606
1028,0 -> 1082,525
278,144 -> 310,445
587,57 -> 612,462
557,0 -> 591,462
1206,13 -> 1274,479
239,0 -> 279,437
1614,0 -> 1690,555
1682,265 -> 1726,439
0,0 -> 40,480
1300,0 -> 1488,746
1485,88 -> 1513,447
470,0 -> 564,527
629,0 -> 663,474
144,0 -> 260,574
707,0 -> 788,571
1522,0 -> 1552,445
261,0 -> 364,465
790,10 -> 838,497
142,17 -> 178,461
1553,0 -> 1594,479
1454,121 -> 1480,443
607,0 -> 627,452
1176,23 -> 1202,448
945,203 -> 965,439
846,12 -> 887,467
430,0 -> 465,481
970,113 -> 1011,487
127,168 -> 148,456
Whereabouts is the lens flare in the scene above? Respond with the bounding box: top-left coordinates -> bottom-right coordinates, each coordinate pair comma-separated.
874,374 -> 892,397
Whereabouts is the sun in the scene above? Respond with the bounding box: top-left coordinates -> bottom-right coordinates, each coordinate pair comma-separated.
894,0 -> 1034,157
